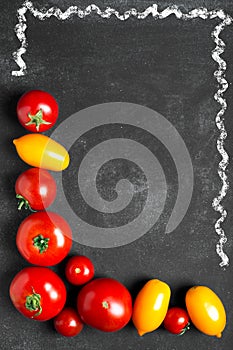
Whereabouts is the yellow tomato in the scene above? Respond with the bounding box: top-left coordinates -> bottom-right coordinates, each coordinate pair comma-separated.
132,279 -> 171,336
185,286 -> 226,338
13,134 -> 70,171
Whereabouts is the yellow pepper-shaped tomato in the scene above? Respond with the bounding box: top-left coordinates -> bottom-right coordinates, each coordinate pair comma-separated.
185,286 -> 226,338
13,134 -> 70,171
132,279 -> 171,336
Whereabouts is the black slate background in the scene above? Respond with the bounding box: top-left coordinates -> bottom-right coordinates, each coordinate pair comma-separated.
0,0 -> 233,349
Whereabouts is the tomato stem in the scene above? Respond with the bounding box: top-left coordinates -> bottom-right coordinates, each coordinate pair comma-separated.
25,287 -> 42,318
102,301 -> 109,309
16,194 -> 36,212
25,109 -> 51,131
33,234 -> 50,254
178,323 -> 190,336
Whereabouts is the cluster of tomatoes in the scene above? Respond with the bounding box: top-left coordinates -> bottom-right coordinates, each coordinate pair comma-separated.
10,90 -> 227,339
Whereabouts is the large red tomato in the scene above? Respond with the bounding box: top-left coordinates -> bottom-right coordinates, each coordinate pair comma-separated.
15,167 -> 57,211
77,278 -> 132,332
17,90 -> 58,132
16,211 -> 72,266
9,267 -> 66,321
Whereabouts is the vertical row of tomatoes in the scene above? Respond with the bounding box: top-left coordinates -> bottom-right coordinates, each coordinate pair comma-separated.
9,90 -> 227,339
11,90 -> 85,336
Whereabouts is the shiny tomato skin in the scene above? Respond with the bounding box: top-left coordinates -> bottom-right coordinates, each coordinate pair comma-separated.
65,255 -> 94,286
77,278 -> 132,332
54,307 -> 84,337
132,279 -> 171,336
185,286 -> 226,338
163,307 -> 190,335
16,211 -> 72,266
15,167 -> 57,211
17,90 -> 58,132
13,134 -> 70,171
9,267 -> 66,321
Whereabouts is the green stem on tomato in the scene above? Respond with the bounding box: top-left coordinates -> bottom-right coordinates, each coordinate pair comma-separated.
25,287 -> 42,318
16,194 -> 36,212
178,323 -> 190,336
33,234 -> 50,254
25,109 -> 51,131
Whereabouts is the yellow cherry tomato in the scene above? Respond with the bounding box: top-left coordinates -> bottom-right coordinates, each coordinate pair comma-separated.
13,134 -> 70,171
132,279 -> 171,336
185,286 -> 226,338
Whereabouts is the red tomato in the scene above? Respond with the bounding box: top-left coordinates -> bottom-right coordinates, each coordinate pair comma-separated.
15,167 -> 57,211
163,307 -> 190,335
17,90 -> 58,132
65,255 -> 94,286
77,278 -> 132,332
54,307 -> 84,337
9,267 -> 66,321
16,211 -> 72,266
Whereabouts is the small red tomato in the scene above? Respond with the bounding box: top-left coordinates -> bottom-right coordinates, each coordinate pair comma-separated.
16,211 -> 72,266
164,307 -> 190,335
54,307 -> 84,337
77,278 -> 132,332
9,267 -> 66,321
65,256 -> 94,286
15,167 -> 57,211
17,90 -> 58,132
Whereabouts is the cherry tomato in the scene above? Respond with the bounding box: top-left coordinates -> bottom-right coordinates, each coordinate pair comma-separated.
65,255 -> 94,286
9,267 -> 66,321
16,211 -> 72,266
132,279 -> 171,336
54,307 -> 84,337
163,307 -> 190,335
185,286 -> 226,338
13,134 -> 70,171
15,167 -> 57,211
77,278 -> 132,332
17,90 -> 58,132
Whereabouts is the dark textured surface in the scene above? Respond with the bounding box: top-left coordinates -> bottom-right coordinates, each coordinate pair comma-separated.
0,0 -> 233,349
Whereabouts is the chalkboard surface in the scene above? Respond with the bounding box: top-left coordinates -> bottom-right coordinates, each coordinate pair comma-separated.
1,0 -> 233,349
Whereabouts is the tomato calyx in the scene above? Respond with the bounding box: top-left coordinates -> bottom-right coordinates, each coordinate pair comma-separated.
25,109 -> 52,131
33,234 -> 50,254
16,194 -> 36,212
25,287 -> 42,318
178,322 -> 190,336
